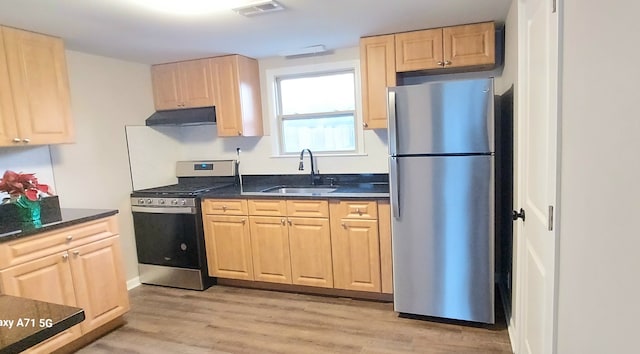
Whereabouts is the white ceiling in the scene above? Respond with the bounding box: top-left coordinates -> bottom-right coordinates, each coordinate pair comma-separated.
0,0 -> 512,64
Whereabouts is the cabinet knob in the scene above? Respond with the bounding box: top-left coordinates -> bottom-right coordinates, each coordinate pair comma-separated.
281,218 -> 286,226
62,253 -> 69,261
241,218 -> 246,224
287,220 -> 292,226
12,137 -> 21,143
444,60 -> 452,66
73,250 -> 80,257
355,208 -> 362,215
237,131 -> 242,136
66,235 -> 73,242
363,122 -> 368,128
437,61 -> 444,66
222,205 -> 227,211
341,222 -> 347,229
22,138 -> 30,143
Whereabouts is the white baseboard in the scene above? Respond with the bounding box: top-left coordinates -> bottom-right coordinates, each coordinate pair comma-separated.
127,276 -> 141,290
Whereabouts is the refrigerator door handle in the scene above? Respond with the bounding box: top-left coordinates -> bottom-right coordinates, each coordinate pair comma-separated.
390,156 -> 400,219
388,90 -> 398,156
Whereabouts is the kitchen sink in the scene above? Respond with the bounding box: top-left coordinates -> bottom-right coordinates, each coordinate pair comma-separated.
259,186 -> 337,195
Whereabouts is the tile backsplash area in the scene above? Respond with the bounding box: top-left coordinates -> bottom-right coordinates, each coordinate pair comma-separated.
0,146 -> 57,201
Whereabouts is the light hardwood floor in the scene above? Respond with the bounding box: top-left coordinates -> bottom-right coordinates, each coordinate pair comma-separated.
76,285 -> 512,353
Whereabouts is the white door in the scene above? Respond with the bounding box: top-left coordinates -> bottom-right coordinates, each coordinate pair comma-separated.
516,0 -> 559,353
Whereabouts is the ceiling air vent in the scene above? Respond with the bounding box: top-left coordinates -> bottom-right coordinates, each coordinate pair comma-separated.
233,0 -> 285,17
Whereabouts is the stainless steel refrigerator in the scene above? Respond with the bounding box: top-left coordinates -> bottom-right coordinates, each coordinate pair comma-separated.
388,78 -> 495,324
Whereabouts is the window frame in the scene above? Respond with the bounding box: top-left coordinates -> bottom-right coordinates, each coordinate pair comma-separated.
265,60 -> 364,157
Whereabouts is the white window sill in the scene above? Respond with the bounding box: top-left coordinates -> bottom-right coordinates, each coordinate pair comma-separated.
270,152 -> 368,158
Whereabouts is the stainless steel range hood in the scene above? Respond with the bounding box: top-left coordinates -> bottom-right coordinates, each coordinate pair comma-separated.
145,106 -> 216,126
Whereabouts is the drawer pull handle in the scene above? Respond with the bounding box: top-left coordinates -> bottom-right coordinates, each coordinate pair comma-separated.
62,253 -> 69,261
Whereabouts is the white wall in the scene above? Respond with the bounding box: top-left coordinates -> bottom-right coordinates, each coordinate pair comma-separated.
0,146 -> 56,200
557,1 -> 640,353
50,50 -> 154,281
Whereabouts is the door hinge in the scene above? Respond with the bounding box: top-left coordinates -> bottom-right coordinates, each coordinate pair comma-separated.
548,205 -> 554,231
552,0 -> 557,13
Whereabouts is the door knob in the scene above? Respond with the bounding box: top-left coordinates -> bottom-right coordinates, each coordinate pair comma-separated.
512,208 -> 526,222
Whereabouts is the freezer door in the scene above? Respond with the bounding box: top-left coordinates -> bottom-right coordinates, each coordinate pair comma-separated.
388,78 -> 494,155
390,155 -> 495,323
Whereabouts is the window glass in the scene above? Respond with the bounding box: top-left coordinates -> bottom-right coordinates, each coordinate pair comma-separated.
276,70 -> 357,155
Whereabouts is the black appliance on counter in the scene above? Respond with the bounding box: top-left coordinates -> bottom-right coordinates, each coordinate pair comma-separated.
130,160 -> 237,290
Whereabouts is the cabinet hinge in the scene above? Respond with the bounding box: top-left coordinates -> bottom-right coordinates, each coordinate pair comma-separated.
552,0 -> 557,13
548,205 -> 554,231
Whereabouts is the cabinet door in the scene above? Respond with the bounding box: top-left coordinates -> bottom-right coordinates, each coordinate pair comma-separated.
331,219 -> 381,292
210,56 -> 242,137
211,55 -> 263,137
249,216 -> 292,284
178,59 -> 215,108
2,26 -> 74,145
0,30 -> 19,146
151,62 -> 182,110
203,215 -> 253,280
377,200 -> 393,294
69,236 -> 130,334
443,22 -> 495,68
0,252 -> 82,352
395,28 -> 444,72
360,35 -> 396,129
288,217 -> 333,288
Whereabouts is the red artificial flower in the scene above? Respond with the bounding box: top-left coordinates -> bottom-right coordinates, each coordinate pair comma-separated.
0,170 -> 51,202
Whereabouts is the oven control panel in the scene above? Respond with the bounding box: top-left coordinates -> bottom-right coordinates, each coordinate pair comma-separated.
130,197 -> 196,207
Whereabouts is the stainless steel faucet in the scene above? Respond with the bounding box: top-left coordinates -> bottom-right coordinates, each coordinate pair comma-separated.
299,149 -> 318,185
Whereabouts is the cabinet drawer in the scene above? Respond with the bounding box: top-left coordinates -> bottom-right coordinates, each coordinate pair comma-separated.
286,200 -> 329,218
330,200 -> 378,219
0,216 -> 118,269
248,199 -> 287,216
202,199 -> 248,215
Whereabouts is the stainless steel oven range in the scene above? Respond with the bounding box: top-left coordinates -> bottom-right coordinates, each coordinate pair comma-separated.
130,160 -> 236,290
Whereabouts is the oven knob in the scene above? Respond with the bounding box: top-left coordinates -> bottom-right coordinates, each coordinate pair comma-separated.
138,198 -> 145,204
181,199 -> 186,206
146,199 -> 153,205
159,199 -> 165,205
171,199 -> 178,205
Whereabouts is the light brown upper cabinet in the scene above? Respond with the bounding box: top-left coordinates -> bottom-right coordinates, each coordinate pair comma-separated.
395,22 -> 495,72
151,58 -> 215,111
0,26 -> 74,146
209,55 -> 263,137
151,54 -> 263,137
359,35 -> 396,130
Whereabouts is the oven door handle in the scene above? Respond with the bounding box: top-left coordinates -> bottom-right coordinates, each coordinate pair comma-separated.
131,206 -> 196,214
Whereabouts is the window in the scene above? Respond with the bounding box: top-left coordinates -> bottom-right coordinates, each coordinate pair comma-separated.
268,61 -> 362,155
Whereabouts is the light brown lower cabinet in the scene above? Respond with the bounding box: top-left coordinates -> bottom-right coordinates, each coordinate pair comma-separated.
287,216 -> 333,288
203,198 -> 392,294
249,216 -> 292,284
203,214 -> 254,280
0,216 -> 129,353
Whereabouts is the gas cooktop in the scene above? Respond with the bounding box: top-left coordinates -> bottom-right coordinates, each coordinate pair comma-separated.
132,182 -> 234,197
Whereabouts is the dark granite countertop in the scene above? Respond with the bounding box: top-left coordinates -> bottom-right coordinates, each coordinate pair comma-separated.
201,174 -> 390,199
0,295 -> 85,354
0,208 -> 118,243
